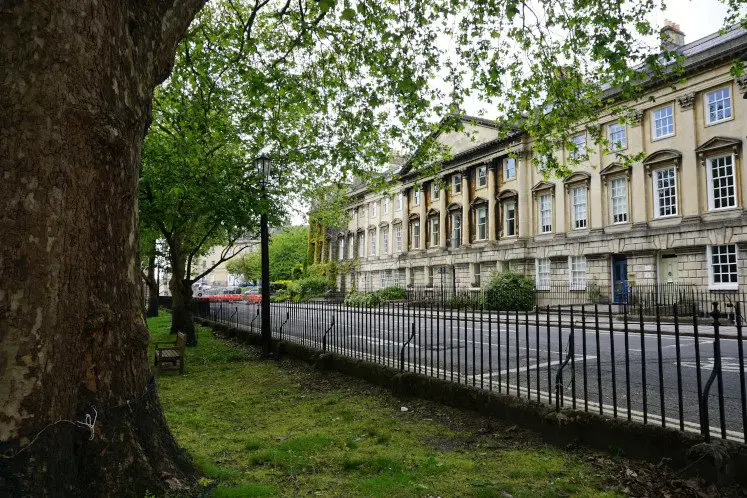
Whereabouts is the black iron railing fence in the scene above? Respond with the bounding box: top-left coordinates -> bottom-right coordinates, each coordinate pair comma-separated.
197,297 -> 747,443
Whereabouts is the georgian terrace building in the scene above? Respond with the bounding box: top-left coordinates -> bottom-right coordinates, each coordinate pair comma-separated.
312,24 -> 747,301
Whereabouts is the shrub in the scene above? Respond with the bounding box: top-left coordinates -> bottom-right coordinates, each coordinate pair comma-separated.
344,291 -> 382,307
270,289 -> 291,302
344,286 -> 406,307
375,286 -> 406,301
444,294 -> 483,310
483,272 -> 536,311
272,280 -> 292,290
288,276 -> 332,301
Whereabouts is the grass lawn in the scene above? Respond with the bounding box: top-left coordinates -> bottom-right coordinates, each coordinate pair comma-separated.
148,313 -> 695,497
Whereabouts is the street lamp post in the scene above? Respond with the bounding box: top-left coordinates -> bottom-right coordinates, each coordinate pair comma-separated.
255,153 -> 272,356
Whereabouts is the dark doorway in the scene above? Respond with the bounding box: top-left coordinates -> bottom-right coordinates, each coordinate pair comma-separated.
612,255 -> 628,304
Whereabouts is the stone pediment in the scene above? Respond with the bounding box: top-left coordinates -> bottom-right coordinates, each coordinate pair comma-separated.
447,202 -> 462,211
427,207 -> 440,216
642,149 -> 681,169
562,171 -> 591,187
470,196 -> 488,206
694,136 -> 741,161
600,162 -> 630,177
367,224 -> 377,231
408,212 -> 420,220
497,189 -> 518,200
378,221 -> 389,228
391,218 -> 402,225
531,181 -> 555,194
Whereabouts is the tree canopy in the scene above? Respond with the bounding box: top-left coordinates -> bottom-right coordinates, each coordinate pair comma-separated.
226,225 -> 308,281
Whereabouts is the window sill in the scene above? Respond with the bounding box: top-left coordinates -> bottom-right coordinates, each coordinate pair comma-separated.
568,229 -> 589,238
649,216 -> 681,229
709,284 -> 738,291
604,223 -> 632,234
705,116 -> 734,127
703,207 -> 742,221
651,133 -> 675,142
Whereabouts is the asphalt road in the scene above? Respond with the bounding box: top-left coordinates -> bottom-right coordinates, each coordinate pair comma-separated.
209,301 -> 747,441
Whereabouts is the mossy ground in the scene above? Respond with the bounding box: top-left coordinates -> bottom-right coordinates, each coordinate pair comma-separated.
148,313 -> 703,497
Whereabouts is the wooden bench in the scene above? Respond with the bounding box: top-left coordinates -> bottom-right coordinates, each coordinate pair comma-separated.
154,332 -> 187,374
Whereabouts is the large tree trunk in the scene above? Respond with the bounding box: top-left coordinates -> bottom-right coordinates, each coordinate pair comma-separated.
0,1 -> 204,495
145,255 -> 160,318
169,273 -> 197,346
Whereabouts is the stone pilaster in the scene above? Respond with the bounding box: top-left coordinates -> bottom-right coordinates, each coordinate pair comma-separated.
487,164 -> 497,241
439,183 -> 447,249
677,92 -> 699,217
461,171 -> 470,247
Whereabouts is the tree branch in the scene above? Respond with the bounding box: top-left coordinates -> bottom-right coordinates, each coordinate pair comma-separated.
188,241 -> 255,284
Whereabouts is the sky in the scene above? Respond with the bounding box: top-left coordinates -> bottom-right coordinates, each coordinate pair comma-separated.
291,0 -> 733,226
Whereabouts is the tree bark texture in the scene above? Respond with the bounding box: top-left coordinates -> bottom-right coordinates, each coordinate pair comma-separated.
168,275 -> 197,346
0,1 -> 204,495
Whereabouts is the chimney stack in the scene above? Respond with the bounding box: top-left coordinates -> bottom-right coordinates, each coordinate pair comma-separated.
661,20 -> 685,52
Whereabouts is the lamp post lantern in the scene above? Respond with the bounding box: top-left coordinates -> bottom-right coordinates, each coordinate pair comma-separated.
255,153 -> 272,356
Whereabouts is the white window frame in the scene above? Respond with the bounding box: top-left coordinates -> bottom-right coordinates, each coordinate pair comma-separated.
568,256 -> 587,291
412,221 -> 420,249
395,225 -> 402,252
383,197 -> 390,214
431,182 -> 440,200
475,206 -> 487,240
571,186 -> 588,230
607,122 -> 627,151
451,212 -> 461,248
382,229 -> 389,254
708,244 -> 739,290
453,174 -> 462,193
348,236 -> 355,258
609,176 -> 628,224
413,189 -> 421,206
338,238 -> 345,261
430,217 -> 440,247
569,133 -> 586,160
504,157 -> 516,180
369,229 -> 377,256
504,200 -> 516,236
652,166 -> 678,218
535,258 -> 550,291
651,104 -> 675,140
357,233 -> 365,257
705,86 -> 732,126
538,194 -> 552,234
477,166 -> 487,187
706,154 -> 737,211
396,193 -> 403,212
370,201 -> 378,218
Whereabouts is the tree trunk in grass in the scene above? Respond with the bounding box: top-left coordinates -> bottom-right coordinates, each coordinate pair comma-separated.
146,255 -> 160,318
169,267 -> 197,346
0,1 -> 204,494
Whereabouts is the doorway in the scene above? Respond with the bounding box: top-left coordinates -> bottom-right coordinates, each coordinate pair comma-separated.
612,255 -> 628,304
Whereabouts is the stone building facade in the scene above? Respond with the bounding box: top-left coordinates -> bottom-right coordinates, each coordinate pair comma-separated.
312,24 -> 747,301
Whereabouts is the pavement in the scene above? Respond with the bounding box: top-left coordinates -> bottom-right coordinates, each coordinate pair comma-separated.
209,301 -> 747,442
